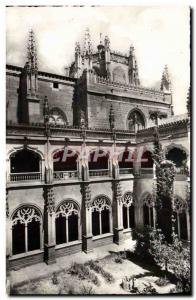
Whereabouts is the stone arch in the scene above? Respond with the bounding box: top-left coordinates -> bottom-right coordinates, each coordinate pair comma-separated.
49,107 -> 68,126
7,145 -> 44,161
56,198 -> 80,214
164,143 -> 189,158
91,195 -> 112,236
11,204 -> 43,255
173,195 -> 189,241
127,108 -> 146,131
122,192 -> 135,229
141,192 -> 154,228
55,199 -> 80,244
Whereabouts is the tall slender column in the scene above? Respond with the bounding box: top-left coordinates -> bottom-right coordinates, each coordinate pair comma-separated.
43,185 -> 56,264
81,182 -> 93,253
112,180 -> 124,244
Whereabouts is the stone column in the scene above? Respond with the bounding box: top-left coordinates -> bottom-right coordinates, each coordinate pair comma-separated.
112,180 -> 124,244
81,182 -> 93,253
43,185 -> 56,264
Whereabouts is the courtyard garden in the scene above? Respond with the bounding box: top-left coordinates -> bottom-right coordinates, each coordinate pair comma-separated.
10,228 -> 190,295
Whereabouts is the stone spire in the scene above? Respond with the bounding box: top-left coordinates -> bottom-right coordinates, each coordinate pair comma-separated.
25,29 -> 38,97
74,42 -> 82,78
82,28 -> 93,71
160,65 -> 171,93
83,28 -> 92,56
128,45 -> 140,86
25,29 -> 40,123
26,29 -> 38,75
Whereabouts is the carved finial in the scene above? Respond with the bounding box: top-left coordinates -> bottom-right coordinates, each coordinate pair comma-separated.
109,104 -> 115,130
75,42 -> 81,54
27,29 -> 38,74
104,35 -> 110,49
83,28 -> 92,55
161,65 -> 171,92
128,44 -> 140,86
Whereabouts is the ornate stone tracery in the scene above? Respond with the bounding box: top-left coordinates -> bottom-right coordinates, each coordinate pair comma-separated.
143,193 -> 154,207
12,205 -> 42,226
122,192 -> 134,207
91,195 -> 111,212
56,200 -> 79,218
173,196 -> 187,213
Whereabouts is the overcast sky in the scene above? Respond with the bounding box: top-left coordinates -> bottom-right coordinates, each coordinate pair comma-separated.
6,6 -> 190,115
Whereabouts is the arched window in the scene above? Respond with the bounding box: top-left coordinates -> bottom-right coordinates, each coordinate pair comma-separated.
127,110 -> 145,132
53,149 -> 78,180
173,197 -> 188,241
55,200 -> 80,245
10,149 -> 41,181
113,66 -> 126,83
11,205 -> 42,255
166,147 -> 187,174
49,108 -> 68,126
143,194 -> 154,227
88,150 -> 109,177
91,196 -> 111,236
122,192 -> 135,229
118,150 -> 133,175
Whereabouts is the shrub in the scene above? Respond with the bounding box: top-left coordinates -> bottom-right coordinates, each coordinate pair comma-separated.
86,260 -> 114,283
80,284 -> 95,295
51,272 -> 59,285
133,228 -> 153,260
155,276 -> 169,287
67,262 -> 100,286
141,283 -> 158,294
114,255 -> 123,264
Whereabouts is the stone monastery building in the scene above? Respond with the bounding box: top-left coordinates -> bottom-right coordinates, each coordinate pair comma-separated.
6,29 -> 190,270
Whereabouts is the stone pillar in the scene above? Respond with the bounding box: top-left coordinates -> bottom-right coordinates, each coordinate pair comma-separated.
43,185 -> 56,264
81,183 -> 93,253
112,180 -> 124,244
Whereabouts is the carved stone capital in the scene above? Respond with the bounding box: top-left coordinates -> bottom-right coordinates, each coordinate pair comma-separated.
44,185 -> 55,215
112,180 -> 122,203
81,183 -> 91,208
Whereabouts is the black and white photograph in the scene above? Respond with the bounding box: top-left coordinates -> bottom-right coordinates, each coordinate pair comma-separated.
5,4 -> 191,296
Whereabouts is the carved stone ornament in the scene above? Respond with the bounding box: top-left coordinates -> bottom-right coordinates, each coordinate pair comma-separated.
56,201 -> 79,218
81,183 -> 91,209
12,206 -> 42,226
173,196 -> 188,213
44,186 -> 55,215
113,180 -> 122,203
122,192 -> 135,207
91,196 -> 111,212
143,193 -> 154,207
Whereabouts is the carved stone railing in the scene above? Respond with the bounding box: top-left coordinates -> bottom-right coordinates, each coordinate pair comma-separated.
94,75 -> 164,100
10,172 -> 41,182
53,170 -> 78,180
89,169 -> 110,177
119,168 -> 133,175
